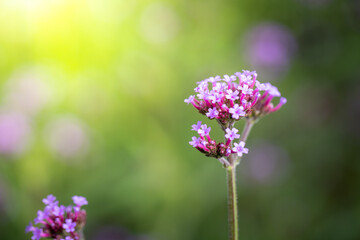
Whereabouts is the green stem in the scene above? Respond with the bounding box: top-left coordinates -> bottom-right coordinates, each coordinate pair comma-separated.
235,120 -> 255,165
226,119 -> 256,240
227,166 -> 238,240
79,229 -> 85,240
240,120 -> 255,143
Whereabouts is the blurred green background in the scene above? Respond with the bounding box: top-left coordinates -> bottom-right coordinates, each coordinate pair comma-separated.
0,0 -> 359,239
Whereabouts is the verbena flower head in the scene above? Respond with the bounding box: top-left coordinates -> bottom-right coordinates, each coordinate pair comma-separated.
185,70 -> 286,161
184,70 -> 286,128
26,195 -> 87,240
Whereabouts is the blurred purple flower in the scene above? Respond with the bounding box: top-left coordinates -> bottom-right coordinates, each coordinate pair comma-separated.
26,195 -> 87,240
243,141 -> 290,184
245,22 -> 297,77
72,195 -> 88,207
0,111 -> 31,156
3,69 -> 53,115
45,116 -> 90,159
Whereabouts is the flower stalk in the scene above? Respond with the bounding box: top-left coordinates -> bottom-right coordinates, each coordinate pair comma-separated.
79,229 -> 85,240
185,70 -> 286,240
235,120 -> 256,166
226,119 -> 255,240
227,166 -> 238,240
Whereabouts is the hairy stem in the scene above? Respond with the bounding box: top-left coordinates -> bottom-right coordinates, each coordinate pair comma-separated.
240,120 -> 255,143
226,119 -> 256,240
79,229 -> 85,240
235,120 -> 255,165
225,119 -> 257,239
227,166 -> 238,240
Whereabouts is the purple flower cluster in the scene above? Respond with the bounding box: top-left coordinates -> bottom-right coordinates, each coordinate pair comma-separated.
185,70 -> 286,126
189,121 -> 248,159
26,195 -> 87,240
185,70 -> 286,161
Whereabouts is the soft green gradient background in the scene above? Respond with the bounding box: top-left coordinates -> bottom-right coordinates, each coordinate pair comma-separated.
0,0 -> 360,239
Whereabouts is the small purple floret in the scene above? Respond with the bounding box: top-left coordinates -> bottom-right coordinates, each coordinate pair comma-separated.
184,95 -> 195,104
189,136 -> 201,147
25,222 -> 34,233
198,124 -> 211,136
225,89 -> 240,101
264,83 -> 281,97
42,194 -> 56,205
229,104 -> 245,119
223,74 -> 236,83
232,141 -> 249,157
61,237 -> 74,240
72,196 -> 88,206
31,228 -> 42,240
63,219 -> 76,233
191,121 -> 202,131
206,107 -> 219,119
34,210 -> 47,224
209,92 -> 223,104
238,84 -> 253,95
225,128 -> 240,141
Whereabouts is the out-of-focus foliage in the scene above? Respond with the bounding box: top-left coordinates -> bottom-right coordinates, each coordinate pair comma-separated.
0,0 -> 359,239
